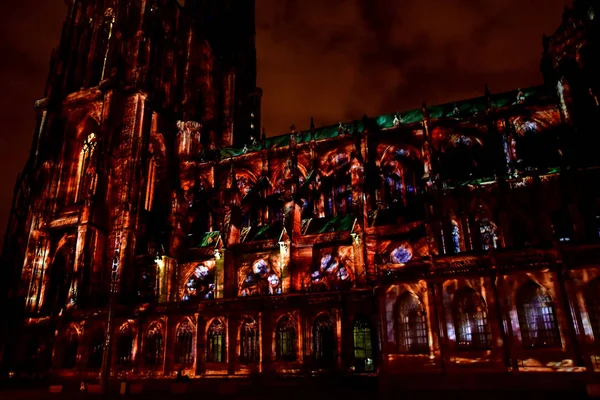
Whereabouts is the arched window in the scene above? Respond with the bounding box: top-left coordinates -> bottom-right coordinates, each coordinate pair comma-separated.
145,324 -> 163,366
276,316 -> 297,362
479,218 -> 499,251
88,329 -> 104,369
239,317 -> 259,364
452,287 -> 491,350
175,320 -> 194,365
313,314 -> 336,368
396,293 -> 429,354
206,319 -> 226,363
353,318 -> 375,372
584,278 -> 600,342
516,281 -> 561,348
117,325 -> 134,366
62,328 -> 79,369
75,133 -> 98,203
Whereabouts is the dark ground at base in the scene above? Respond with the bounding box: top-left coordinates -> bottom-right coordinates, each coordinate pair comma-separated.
0,374 -> 595,400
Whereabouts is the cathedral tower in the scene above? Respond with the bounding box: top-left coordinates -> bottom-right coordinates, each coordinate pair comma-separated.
0,0 -> 259,373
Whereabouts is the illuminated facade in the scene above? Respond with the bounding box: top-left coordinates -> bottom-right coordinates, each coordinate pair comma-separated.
1,0 -> 600,386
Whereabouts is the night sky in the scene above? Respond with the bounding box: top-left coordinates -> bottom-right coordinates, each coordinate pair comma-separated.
0,0 -> 571,247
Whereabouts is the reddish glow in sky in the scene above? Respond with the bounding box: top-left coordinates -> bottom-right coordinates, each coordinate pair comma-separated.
0,0 -> 571,246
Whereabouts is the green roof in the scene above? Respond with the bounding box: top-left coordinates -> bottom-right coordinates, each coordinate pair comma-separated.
198,231 -> 221,248
218,85 -> 551,159
302,215 -> 355,235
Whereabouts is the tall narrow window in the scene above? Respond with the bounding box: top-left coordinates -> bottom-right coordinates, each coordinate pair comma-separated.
276,316 -> 297,362
353,318 -> 375,372
451,220 -> 461,254
396,293 -> 429,354
117,325 -> 134,366
88,329 -> 104,369
145,324 -> 164,366
206,319 -> 226,363
145,157 -> 157,211
516,281 -> 561,348
75,133 -> 98,203
175,320 -> 194,365
452,287 -> 491,350
313,314 -> 336,368
63,328 -> 79,369
240,317 -> 259,364
584,279 -> 600,342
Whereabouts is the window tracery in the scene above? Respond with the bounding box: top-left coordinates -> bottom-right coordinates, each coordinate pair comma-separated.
276,316 -> 297,362
516,282 -> 561,348
313,314 -> 336,367
239,317 -> 259,364
75,133 -> 98,203
175,320 -> 194,365
183,263 -> 215,301
452,287 -> 491,350
353,318 -> 375,372
145,323 -> 163,366
117,324 -> 134,366
206,319 -> 225,363
396,293 -> 429,354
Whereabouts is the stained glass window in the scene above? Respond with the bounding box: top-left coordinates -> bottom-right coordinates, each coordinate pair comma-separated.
452,288 -> 491,350
585,279 -> 600,342
516,282 -> 561,348
313,314 -> 336,368
396,293 -> 429,354
240,317 -> 259,364
206,319 -> 226,363
175,320 -> 194,365
145,324 -> 163,366
353,318 -> 375,372
276,316 -> 297,362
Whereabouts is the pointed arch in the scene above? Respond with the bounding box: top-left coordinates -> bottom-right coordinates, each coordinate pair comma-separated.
276,315 -> 297,362
452,287 -> 492,350
516,281 -> 561,348
396,292 -> 429,354
144,322 -> 164,366
62,326 -> 80,369
313,313 -> 336,368
75,132 -> 98,203
239,317 -> 259,364
87,326 -> 105,368
206,318 -> 226,363
584,278 -> 600,342
175,319 -> 194,365
117,323 -> 134,366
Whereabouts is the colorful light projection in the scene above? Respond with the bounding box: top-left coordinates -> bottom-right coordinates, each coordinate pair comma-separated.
183,261 -> 216,301
310,246 -> 354,291
238,254 -> 282,297
377,237 -> 429,269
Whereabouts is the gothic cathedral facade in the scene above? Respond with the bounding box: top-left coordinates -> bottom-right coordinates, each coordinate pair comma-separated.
1,0 -> 600,387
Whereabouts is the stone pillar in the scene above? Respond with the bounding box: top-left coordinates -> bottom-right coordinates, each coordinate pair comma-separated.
228,316 -> 238,375
494,274 -> 519,371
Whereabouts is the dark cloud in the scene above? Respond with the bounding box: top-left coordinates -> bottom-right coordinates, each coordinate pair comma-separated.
0,0 -> 570,246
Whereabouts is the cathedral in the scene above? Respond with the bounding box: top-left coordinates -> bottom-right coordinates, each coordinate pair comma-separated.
1,0 -> 600,391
